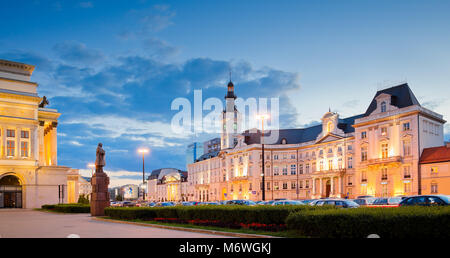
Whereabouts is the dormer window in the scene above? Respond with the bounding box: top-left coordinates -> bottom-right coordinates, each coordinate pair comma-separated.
281,138 -> 287,144
327,121 -> 333,133
381,101 -> 387,113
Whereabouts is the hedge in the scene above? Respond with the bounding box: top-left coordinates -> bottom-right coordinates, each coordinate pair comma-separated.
41,204 -> 91,213
104,205 -> 329,231
285,206 -> 450,238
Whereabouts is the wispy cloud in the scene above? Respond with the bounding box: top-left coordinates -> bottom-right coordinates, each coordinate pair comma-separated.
79,2 -> 93,8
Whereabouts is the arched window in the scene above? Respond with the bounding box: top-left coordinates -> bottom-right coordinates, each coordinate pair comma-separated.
281,138 -> 287,144
381,101 -> 387,112
327,121 -> 333,133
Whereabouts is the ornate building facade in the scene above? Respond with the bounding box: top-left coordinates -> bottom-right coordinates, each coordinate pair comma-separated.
0,59 -> 78,208
185,81 -> 446,201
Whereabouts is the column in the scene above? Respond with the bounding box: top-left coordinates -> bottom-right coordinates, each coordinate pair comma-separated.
1,126 -> 5,158
312,178 -> 316,195
51,122 -> 58,165
338,176 -> 342,196
38,121 -> 45,165
16,127 -> 21,159
319,178 -> 323,197
331,177 -> 334,195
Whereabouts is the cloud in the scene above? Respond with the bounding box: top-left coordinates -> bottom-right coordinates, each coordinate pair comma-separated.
143,38 -> 180,60
53,41 -> 104,64
422,98 -> 447,110
78,169 -> 143,187
1,50 -> 54,71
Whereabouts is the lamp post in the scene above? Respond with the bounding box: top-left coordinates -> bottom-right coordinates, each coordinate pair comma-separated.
88,163 -> 95,177
138,148 -> 149,201
256,114 -> 270,201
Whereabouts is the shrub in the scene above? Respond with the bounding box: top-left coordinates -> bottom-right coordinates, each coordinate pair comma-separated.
41,203 -> 91,213
77,194 -> 90,204
286,206 -> 450,238
104,205 -> 329,231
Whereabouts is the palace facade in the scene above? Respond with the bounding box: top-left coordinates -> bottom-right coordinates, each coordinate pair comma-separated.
0,59 -> 79,208
182,81 -> 446,202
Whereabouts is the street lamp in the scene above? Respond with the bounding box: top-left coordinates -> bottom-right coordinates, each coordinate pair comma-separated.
138,148 -> 149,201
88,163 -> 95,177
256,114 -> 270,201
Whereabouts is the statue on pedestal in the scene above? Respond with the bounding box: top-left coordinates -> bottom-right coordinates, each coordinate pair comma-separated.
91,143 -> 110,216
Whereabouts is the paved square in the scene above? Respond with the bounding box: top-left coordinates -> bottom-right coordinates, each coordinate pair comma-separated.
0,209 -> 231,238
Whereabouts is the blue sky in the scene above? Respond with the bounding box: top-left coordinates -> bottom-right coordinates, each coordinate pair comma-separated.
1,0 -> 450,186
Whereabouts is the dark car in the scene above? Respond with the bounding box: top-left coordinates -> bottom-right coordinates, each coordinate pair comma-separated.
371,197 -> 404,207
224,200 -> 257,206
352,197 -> 377,206
155,202 -> 175,207
258,200 -> 276,205
312,199 -> 359,208
399,195 -> 450,206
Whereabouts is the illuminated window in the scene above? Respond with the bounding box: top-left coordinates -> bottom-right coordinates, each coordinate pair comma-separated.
381,127 -> 388,136
431,167 -> 438,174
299,164 -> 303,174
7,140 -> 15,157
282,182 -> 288,190
403,140 -> 411,156
305,180 -> 309,189
361,146 -> 368,161
319,160 -> 324,171
291,182 -> 296,189
403,166 -> 411,178
327,121 -> 333,133
381,101 -> 387,112
431,182 -> 438,193
381,143 -> 389,159
328,160 -> 333,170
299,181 -> 303,189
381,168 -> 388,180
361,171 -> 367,182
21,142 -> 29,157
274,182 -> 279,190
404,182 -> 411,193
382,184 -> 388,197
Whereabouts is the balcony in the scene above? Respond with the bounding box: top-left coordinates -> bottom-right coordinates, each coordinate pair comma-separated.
363,156 -> 402,167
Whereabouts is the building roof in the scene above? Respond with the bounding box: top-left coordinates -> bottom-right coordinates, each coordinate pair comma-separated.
243,114 -> 363,145
364,83 -> 420,116
420,144 -> 450,164
196,150 -> 220,162
147,168 -> 187,181
81,176 -> 91,182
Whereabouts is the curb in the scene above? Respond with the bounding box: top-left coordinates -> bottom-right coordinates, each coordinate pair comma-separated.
91,217 -> 279,238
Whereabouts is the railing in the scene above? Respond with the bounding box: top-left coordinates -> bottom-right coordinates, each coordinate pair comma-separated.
364,156 -> 402,165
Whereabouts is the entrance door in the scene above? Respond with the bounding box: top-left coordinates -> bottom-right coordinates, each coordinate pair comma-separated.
325,180 -> 331,197
0,175 -> 22,208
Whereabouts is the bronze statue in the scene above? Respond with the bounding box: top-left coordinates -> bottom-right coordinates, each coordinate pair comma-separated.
39,96 -> 49,108
95,143 -> 105,172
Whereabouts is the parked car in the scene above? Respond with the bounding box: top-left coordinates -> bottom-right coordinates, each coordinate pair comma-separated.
312,199 -> 359,208
224,200 -> 257,206
272,200 -> 305,206
198,201 -> 221,205
301,199 -> 318,205
154,202 -> 175,207
180,201 -> 196,206
357,195 -> 375,199
257,200 -> 276,205
352,197 -> 377,206
120,201 -> 135,207
399,195 -> 450,206
371,197 -> 404,207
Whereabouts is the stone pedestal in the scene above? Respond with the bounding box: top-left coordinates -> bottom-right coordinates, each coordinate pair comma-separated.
91,167 -> 110,216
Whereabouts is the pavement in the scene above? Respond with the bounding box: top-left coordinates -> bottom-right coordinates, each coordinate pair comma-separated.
0,209 -> 231,238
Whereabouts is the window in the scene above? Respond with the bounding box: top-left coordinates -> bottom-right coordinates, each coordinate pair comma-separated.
328,160 -> 333,170
404,182 -> 411,193
273,154 -> 279,160
282,166 -> 288,175
291,154 -> 295,159
7,140 -> 15,157
273,167 -> 279,176
7,129 -> 15,138
338,158 -> 343,169
381,143 -> 389,159
319,160 -> 324,171
299,164 -> 303,174
290,164 -> 296,175
431,182 -> 438,194
299,181 -> 303,189
306,163 -> 310,173
21,142 -> 29,157
403,166 -> 411,178
282,182 -> 288,190
291,182 -> 296,190
267,182 -> 270,190
403,122 -> 410,131
305,180 -> 309,189
348,145 -> 353,151
21,130 -> 29,138
403,140 -> 411,156
283,154 -> 287,159
327,121 -> 333,133
361,146 -> 368,161
381,127 -> 388,136
361,131 -> 367,139
361,171 -> 367,182
382,184 -> 388,197
348,157 -> 353,169
274,182 -> 279,190
381,168 -> 388,180
281,138 -> 287,144
381,101 -> 387,112
348,176 -> 352,186
431,167 -> 438,175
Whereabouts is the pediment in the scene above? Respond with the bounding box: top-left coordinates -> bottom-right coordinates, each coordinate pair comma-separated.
315,133 -> 344,144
